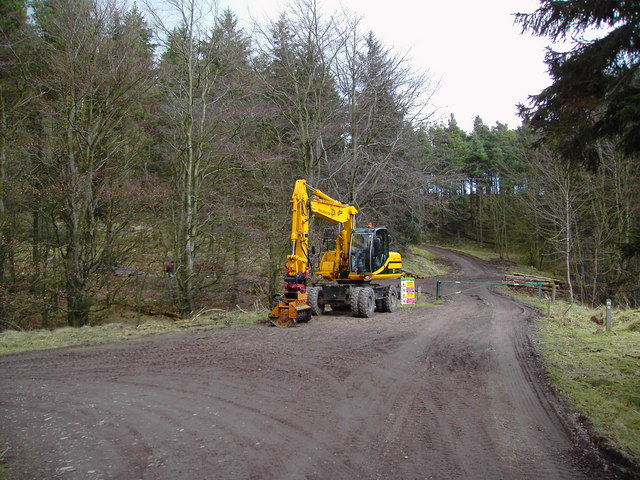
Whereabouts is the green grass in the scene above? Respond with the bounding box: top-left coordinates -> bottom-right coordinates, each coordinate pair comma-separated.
402,245 -> 451,277
0,310 -> 264,356
515,294 -> 640,460
441,242 -> 501,261
0,446 -> 8,480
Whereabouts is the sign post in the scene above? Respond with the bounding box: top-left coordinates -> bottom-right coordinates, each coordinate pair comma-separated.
401,277 -> 416,305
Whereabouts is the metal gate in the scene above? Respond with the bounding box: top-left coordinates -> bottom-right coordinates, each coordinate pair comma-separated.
435,280 -> 542,300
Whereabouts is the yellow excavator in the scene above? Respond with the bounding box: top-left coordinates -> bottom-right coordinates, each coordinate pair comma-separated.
269,179 -> 403,327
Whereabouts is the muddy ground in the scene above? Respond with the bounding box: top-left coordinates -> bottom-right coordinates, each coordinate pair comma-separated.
0,248 -> 622,479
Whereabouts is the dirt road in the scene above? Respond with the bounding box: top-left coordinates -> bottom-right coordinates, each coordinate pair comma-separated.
1,248 -> 613,479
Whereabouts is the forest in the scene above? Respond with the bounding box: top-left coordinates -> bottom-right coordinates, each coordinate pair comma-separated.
0,0 -> 638,329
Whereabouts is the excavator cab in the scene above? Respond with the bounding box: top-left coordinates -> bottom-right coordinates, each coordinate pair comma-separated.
349,227 -> 390,274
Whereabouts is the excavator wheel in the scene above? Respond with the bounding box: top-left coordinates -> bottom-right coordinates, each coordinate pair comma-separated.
375,299 -> 384,312
350,287 -> 362,316
357,287 -> 375,318
382,285 -> 398,312
307,287 -> 325,316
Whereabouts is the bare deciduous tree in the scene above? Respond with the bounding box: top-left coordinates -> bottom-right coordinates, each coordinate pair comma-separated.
254,0 -> 344,183
332,22 -> 438,207
34,0 -> 154,326
149,0 -> 253,316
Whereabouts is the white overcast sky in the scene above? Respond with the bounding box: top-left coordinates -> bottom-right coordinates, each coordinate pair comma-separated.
216,0 -> 555,132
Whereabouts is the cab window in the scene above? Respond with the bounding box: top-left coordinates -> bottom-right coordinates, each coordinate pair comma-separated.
350,233 -> 372,273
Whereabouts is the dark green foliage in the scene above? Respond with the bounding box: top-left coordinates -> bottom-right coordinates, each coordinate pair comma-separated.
0,0 -> 25,35
621,228 -> 640,260
516,0 -> 640,165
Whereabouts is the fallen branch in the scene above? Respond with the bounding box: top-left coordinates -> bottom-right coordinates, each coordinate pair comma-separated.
190,308 -> 226,322
139,308 -> 180,319
0,320 -> 24,331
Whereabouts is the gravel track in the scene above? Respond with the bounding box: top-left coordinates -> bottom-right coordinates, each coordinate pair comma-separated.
0,248 -> 615,479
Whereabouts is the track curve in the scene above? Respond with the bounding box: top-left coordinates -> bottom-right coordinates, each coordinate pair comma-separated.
0,248 -> 613,479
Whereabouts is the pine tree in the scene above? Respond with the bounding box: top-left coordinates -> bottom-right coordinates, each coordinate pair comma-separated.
516,0 -> 640,164
256,0 -> 342,182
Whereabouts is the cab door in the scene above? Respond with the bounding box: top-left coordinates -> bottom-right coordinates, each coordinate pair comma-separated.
371,228 -> 390,272
349,232 -> 372,273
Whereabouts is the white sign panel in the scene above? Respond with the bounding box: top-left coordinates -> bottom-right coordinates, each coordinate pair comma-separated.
401,277 -> 416,305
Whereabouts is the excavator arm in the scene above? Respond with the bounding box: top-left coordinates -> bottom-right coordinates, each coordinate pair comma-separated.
285,179 -> 358,278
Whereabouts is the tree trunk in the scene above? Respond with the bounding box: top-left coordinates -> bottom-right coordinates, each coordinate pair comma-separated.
564,182 -> 574,304
66,288 -> 90,328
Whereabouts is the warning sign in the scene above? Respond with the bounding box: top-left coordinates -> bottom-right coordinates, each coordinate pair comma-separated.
401,277 -> 416,305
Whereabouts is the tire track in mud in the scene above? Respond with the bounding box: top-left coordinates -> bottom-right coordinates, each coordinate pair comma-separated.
0,249 -> 613,479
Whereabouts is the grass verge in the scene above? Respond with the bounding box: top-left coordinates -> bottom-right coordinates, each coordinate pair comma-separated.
0,310 -> 264,356
512,293 -> 640,461
0,446 -> 9,480
402,245 -> 451,277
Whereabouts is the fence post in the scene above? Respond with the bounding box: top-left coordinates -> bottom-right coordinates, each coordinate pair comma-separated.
436,280 -> 441,300
606,299 -> 612,332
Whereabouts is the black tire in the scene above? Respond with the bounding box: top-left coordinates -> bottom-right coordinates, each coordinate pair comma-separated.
350,287 -> 362,316
382,285 -> 398,312
307,287 -> 325,316
375,299 -> 384,312
358,287 -> 375,318
296,307 -> 312,323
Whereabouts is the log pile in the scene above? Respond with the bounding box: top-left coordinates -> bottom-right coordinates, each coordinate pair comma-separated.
401,269 -> 425,279
503,273 -> 566,298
